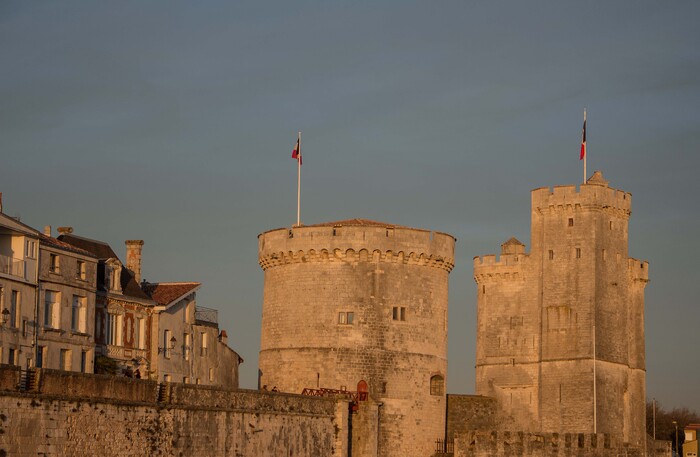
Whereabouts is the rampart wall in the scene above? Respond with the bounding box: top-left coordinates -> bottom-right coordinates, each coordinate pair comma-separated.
454,430 -> 643,457
0,366 -> 349,457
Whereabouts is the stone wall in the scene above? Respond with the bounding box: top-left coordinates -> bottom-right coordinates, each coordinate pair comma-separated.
0,366 -> 349,457
446,394 -> 499,441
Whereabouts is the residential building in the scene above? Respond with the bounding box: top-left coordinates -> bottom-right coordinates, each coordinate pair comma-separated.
684,424 -> 700,457
142,281 -> 242,388
37,227 -> 97,373
0,207 -> 39,369
57,231 -> 156,378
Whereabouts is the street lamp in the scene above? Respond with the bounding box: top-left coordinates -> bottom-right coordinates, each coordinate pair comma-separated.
673,420 -> 679,457
158,336 -> 177,355
1,308 -> 10,325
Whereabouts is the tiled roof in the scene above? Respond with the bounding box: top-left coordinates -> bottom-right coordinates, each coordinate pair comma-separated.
39,233 -> 96,257
142,282 -> 201,306
502,237 -> 524,246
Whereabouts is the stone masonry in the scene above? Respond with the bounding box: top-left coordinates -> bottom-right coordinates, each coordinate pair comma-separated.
473,171 -> 649,450
258,219 -> 455,457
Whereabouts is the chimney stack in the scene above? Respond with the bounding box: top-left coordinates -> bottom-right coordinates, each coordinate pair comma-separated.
125,240 -> 144,284
44,226 -> 52,237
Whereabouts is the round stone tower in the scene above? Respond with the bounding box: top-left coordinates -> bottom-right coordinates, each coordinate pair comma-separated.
258,219 -> 456,457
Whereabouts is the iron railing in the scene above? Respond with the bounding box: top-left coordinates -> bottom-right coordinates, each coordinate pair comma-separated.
434,438 -> 454,455
0,254 -> 25,279
195,306 -> 218,325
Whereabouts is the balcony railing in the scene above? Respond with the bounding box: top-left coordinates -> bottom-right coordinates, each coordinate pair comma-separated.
0,254 -> 25,279
195,306 -> 218,325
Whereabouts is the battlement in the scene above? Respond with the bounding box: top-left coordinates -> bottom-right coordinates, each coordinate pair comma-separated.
628,258 -> 650,282
258,221 -> 455,272
473,253 -> 527,283
454,430 -> 643,457
531,172 -> 632,215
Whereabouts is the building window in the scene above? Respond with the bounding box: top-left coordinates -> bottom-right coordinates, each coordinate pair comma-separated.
392,307 -> 406,321
36,346 -> 46,368
164,329 -> 172,359
184,333 -> 191,361
183,376 -> 190,384
209,368 -> 215,382
430,375 -> 444,396
548,250 -> 554,260
71,295 -> 86,333
76,260 -> 86,280
602,249 -> 607,261
568,218 -> 574,227
163,374 -> 171,382
49,254 -> 60,273
201,332 -> 208,356
60,349 -> 72,371
80,350 -> 88,373
25,240 -> 36,259
8,348 -> 16,365
44,290 -> 60,329
338,311 -> 354,325
10,290 -> 19,328
609,221 -> 613,230
106,313 -> 122,346
576,248 -> 581,259
136,317 -> 146,350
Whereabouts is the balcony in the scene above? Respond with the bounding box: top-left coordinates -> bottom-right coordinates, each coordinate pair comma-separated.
195,306 -> 218,326
0,254 -> 25,279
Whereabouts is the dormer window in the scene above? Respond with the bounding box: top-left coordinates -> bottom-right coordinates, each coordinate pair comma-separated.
104,259 -> 123,293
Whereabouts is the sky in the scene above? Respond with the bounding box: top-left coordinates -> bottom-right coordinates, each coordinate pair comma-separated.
1,1 -> 698,411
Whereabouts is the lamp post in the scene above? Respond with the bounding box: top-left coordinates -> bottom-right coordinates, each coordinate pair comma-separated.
1,308 -> 9,326
673,420 -> 679,457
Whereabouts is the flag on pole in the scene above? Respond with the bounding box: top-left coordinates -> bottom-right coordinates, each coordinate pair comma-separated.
580,116 -> 587,160
292,137 -> 302,165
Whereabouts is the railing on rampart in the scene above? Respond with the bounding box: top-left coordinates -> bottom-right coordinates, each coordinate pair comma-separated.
0,254 -> 25,279
301,387 -> 368,411
195,306 -> 218,325
434,438 -> 454,455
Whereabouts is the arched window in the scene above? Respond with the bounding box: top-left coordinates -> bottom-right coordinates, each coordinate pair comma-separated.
430,375 -> 444,396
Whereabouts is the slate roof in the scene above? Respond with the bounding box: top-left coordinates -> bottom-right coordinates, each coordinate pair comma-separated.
307,218 -> 404,228
57,233 -> 151,301
39,233 -> 96,258
142,282 -> 201,306
56,234 -> 118,260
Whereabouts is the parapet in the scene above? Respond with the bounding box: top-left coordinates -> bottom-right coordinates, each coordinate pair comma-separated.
628,258 -> 650,283
258,219 -> 456,272
531,171 -> 632,215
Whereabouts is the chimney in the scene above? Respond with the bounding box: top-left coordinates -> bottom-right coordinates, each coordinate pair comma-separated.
219,330 -> 228,345
44,226 -> 52,237
57,226 -> 73,235
125,240 -> 144,284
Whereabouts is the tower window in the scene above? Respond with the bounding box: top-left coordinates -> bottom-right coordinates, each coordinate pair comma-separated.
430,375 -> 444,396
568,218 -> 574,227
576,248 -> 581,259
548,250 -> 554,260
609,221 -> 613,230
602,249 -> 607,261
482,285 -> 486,294
392,306 -> 406,321
338,311 -> 354,325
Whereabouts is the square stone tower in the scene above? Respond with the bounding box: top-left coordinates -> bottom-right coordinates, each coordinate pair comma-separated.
473,171 -> 649,448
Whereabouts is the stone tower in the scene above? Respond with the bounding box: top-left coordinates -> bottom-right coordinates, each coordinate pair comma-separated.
474,171 -> 649,448
258,219 -> 456,457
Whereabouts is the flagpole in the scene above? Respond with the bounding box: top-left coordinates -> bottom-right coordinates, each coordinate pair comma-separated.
296,131 -> 301,227
583,109 -> 587,184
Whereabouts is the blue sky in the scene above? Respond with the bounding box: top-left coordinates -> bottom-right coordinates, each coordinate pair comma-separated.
2,1 -> 699,411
